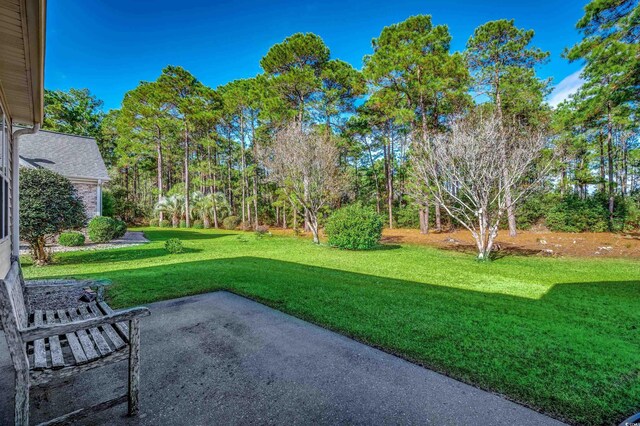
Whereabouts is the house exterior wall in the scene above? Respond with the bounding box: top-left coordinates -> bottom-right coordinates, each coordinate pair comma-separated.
0,100 -> 14,278
72,181 -> 99,218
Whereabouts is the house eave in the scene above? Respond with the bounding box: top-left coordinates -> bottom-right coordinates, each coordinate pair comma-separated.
0,0 -> 46,125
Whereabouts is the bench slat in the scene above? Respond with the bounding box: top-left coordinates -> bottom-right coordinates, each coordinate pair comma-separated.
65,308 -> 99,361
97,301 -> 129,337
45,310 -> 65,368
87,303 -> 126,349
56,309 -> 88,364
78,306 -> 113,356
33,311 -> 48,369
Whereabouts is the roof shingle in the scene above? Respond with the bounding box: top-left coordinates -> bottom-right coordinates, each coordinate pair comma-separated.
18,130 -> 110,181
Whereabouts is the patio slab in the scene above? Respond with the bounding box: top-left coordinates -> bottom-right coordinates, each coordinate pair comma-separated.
0,291 -> 565,425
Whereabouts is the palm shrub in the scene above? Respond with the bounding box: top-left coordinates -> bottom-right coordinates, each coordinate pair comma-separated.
159,219 -> 170,228
179,219 -> 188,228
192,220 -> 204,229
192,191 -> 229,228
88,216 -> 117,243
325,204 -> 383,250
58,231 -> 85,247
154,195 -> 184,228
20,168 -> 86,264
149,218 -> 159,227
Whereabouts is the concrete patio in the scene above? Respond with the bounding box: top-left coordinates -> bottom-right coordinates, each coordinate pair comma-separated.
0,291 -> 565,425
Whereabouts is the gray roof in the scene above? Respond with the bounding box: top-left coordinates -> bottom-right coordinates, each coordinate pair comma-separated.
18,129 -> 110,181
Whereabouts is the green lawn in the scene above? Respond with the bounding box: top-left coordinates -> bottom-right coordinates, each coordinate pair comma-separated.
22,228 -> 640,425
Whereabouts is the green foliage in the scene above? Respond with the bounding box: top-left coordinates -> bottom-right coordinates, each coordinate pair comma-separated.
164,238 -> 184,254
58,232 -> 85,247
325,204 -> 383,250
364,15 -> 470,132
159,219 -> 170,228
223,215 -> 240,230
396,205 -> 420,229
43,88 -> 104,137
102,190 -> 116,217
113,219 -> 127,239
179,219 -> 188,228
87,216 -> 117,243
192,220 -> 204,229
20,168 -> 86,264
466,19 -> 550,125
623,193 -> 640,231
545,194 -> 610,232
155,195 -> 185,228
515,192 -> 554,230
149,218 -> 159,227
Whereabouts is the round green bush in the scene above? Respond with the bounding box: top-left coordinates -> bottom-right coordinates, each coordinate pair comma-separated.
149,218 -> 159,227
58,231 -> 85,247
325,204 -> 383,250
87,216 -> 117,243
192,220 -> 204,229
159,219 -> 170,228
113,219 -> 127,239
165,238 -> 184,254
179,219 -> 188,228
223,215 -> 240,230
19,168 -> 86,264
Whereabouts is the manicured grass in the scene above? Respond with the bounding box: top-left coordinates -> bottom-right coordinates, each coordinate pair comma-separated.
22,228 -> 640,425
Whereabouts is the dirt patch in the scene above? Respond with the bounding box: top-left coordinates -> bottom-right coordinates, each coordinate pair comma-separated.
270,227 -> 640,259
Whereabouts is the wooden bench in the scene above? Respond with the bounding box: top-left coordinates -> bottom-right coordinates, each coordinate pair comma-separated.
0,262 -> 150,425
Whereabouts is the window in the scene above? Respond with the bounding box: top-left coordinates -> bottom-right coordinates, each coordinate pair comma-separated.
0,107 -> 8,241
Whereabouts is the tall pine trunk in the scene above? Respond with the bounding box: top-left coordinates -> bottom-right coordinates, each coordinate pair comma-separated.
607,103 -> 615,230
184,124 -> 191,227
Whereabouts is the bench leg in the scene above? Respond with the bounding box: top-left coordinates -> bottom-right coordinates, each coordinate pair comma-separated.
128,319 -> 141,416
15,368 -> 29,425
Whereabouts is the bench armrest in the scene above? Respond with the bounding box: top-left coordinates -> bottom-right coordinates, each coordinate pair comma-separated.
21,307 -> 150,342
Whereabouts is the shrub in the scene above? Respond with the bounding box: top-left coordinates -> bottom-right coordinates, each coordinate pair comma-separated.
545,194 -> 609,232
325,204 -> 383,250
149,218 -> 159,227
179,219 -> 188,228
159,219 -> 170,228
255,225 -> 270,239
165,238 -> 183,254
87,216 -> 117,243
102,190 -> 116,217
515,192 -> 554,230
58,231 -> 85,247
20,168 -> 86,264
193,220 -> 204,229
113,219 -> 127,239
223,215 -> 240,230
395,204 -> 420,229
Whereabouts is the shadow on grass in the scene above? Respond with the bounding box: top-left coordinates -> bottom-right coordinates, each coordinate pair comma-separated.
26,255 -> 640,425
441,243 -> 544,259
47,247 -> 204,266
143,228 -> 237,241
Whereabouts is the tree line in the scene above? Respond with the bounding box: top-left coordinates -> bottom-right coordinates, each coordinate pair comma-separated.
43,1 -> 639,241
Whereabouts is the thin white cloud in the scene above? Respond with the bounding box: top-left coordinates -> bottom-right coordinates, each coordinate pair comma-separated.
547,68 -> 585,108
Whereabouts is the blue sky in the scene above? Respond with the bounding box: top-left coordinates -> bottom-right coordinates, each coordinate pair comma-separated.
46,0 -> 588,111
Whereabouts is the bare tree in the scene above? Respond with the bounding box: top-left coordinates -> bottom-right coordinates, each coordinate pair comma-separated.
412,113 -> 550,260
261,123 -> 344,244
